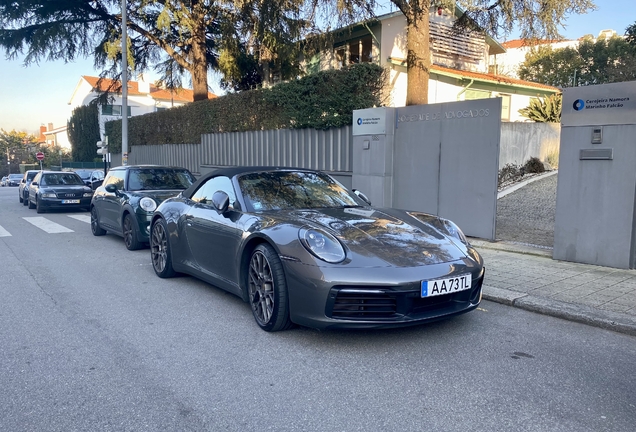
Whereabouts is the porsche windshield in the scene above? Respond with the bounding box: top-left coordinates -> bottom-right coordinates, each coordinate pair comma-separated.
238,171 -> 361,211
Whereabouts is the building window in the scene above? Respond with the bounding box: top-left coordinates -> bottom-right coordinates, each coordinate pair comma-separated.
335,46 -> 346,69
498,94 -> 511,121
333,35 -> 373,69
349,36 -> 373,64
102,105 -> 131,116
464,89 -> 491,100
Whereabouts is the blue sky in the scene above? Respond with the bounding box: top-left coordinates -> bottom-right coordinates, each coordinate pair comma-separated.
0,0 -> 633,134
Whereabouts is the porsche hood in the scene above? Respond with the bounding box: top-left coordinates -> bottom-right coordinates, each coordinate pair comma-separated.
286,207 -> 467,267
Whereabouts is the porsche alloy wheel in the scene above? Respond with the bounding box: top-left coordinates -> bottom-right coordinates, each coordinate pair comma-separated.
247,244 -> 292,332
123,214 -> 142,251
150,219 -> 176,278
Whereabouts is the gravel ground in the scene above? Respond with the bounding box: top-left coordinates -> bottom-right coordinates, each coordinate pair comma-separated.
495,173 -> 557,248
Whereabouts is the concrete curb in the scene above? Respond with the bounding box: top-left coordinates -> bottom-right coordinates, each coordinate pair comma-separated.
483,285 -> 636,337
470,239 -> 553,258
497,170 -> 558,199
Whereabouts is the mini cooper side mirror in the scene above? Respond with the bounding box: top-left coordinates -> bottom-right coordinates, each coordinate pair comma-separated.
212,191 -> 230,214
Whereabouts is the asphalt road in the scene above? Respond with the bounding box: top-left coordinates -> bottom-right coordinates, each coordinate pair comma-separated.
1,185 -> 635,431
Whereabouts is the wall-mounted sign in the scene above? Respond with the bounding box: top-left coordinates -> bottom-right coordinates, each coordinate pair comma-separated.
352,108 -> 386,136
562,81 -> 636,127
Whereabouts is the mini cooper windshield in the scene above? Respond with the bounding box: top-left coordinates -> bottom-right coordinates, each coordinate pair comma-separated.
238,171 -> 361,211
128,168 -> 195,191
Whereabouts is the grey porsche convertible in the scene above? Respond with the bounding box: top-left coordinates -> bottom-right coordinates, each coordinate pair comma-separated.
150,167 -> 485,332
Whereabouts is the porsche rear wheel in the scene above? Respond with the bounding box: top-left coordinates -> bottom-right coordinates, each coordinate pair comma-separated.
123,213 -> 143,251
150,219 -> 176,278
247,244 -> 293,332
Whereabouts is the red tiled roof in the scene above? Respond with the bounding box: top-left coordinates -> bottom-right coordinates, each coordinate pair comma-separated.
431,64 -> 560,92
501,39 -> 572,49
82,76 -> 216,102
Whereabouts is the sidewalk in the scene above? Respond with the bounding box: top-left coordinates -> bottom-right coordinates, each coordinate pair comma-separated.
471,239 -> 636,337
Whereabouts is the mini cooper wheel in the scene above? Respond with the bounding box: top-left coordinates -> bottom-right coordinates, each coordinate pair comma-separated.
150,219 -> 176,278
123,213 -> 143,250
247,243 -> 293,332
91,207 -> 106,236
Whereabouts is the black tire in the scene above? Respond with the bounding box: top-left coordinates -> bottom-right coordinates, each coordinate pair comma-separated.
22,193 -> 28,205
123,213 -> 143,250
36,198 -> 44,213
28,197 -> 35,209
19,193 -> 23,203
91,206 -> 106,236
247,243 -> 293,332
150,219 -> 176,278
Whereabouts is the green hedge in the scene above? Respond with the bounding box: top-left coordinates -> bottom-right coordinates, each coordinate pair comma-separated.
105,63 -> 387,152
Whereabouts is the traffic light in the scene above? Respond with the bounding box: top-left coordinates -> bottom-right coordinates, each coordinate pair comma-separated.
96,140 -> 109,156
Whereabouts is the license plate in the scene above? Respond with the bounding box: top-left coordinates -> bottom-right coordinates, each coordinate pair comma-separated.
421,273 -> 472,297
62,199 -> 80,204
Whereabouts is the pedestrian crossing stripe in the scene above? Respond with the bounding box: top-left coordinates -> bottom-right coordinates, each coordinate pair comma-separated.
67,215 -> 91,224
0,216 -> 91,237
23,217 -> 74,233
0,225 -> 11,237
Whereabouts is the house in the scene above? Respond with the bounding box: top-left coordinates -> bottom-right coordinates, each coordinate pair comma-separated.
39,123 -> 71,149
491,29 -> 618,79
68,75 -> 217,138
303,8 -> 559,122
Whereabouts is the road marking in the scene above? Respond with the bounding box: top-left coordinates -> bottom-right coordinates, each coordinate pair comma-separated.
68,215 -> 91,224
23,217 -> 74,233
0,225 -> 11,237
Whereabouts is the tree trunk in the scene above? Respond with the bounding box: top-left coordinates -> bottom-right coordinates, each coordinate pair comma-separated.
189,10 -> 210,102
405,2 -> 430,106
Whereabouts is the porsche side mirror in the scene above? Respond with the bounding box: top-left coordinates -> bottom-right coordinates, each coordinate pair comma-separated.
105,184 -> 118,193
353,189 -> 371,205
212,191 -> 230,214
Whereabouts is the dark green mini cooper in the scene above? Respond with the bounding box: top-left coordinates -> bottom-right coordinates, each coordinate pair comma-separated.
90,165 -> 196,250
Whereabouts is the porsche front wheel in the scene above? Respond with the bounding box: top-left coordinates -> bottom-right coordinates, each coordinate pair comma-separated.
247,244 -> 293,332
150,219 -> 176,278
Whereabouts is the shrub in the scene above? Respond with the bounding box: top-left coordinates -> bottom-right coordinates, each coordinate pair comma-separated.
523,157 -> 546,174
105,63 -> 388,152
498,163 -> 524,187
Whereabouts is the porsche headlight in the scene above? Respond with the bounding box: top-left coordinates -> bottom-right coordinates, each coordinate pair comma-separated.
139,197 -> 157,212
441,219 -> 468,244
299,228 -> 345,263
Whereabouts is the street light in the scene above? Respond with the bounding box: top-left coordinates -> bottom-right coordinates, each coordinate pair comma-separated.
121,0 -> 128,166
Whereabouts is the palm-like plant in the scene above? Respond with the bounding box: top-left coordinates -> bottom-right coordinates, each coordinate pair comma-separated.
518,94 -> 562,123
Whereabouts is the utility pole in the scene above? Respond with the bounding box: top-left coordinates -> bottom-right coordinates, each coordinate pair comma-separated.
121,0 -> 128,166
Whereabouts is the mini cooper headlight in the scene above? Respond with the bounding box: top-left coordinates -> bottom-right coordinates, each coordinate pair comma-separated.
440,218 -> 468,244
139,197 -> 157,212
299,228 -> 345,263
